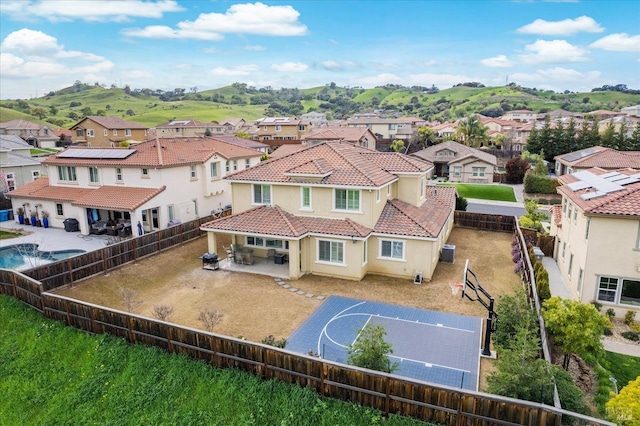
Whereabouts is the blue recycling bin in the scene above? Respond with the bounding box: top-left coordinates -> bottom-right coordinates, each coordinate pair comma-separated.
0,210 -> 8,222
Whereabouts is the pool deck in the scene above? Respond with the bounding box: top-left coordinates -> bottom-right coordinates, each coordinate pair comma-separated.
1,219 -> 110,254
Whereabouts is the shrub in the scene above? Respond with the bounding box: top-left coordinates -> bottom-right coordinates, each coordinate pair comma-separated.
621,331 -> 639,341
519,216 -> 541,232
455,195 -> 468,211
347,324 -> 398,373
262,335 -> 287,348
536,274 -> 551,302
524,172 -> 560,194
591,301 -> 602,312
505,157 -> 530,184
603,328 -> 613,336
624,310 -> 636,326
606,308 -> 616,321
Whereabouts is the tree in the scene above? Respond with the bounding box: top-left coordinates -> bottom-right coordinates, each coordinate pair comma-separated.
30,107 -> 47,120
81,106 -> 92,116
416,126 -> 437,147
505,157 -> 529,184
601,122 -> 616,148
455,195 -> 468,211
390,139 -> 405,153
48,105 -> 58,115
493,289 -> 538,349
542,297 -> 609,369
198,307 -> 223,332
606,376 -> 640,426
455,115 -> 488,147
347,324 -> 398,373
629,123 -> 640,151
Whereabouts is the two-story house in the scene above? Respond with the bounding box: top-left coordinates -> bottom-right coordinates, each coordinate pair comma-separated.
554,146 -> 640,176
200,141 -> 456,282
0,119 -> 60,148
254,117 -> 311,142
301,127 -> 377,150
154,120 -> 225,138
0,135 -> 44,193
69,116 -> 149,147
501,110 -> 537,123
344,117 -> 413,140
412,141 -> 496,183
8,137 -> 263,235
548,167 -> 640,316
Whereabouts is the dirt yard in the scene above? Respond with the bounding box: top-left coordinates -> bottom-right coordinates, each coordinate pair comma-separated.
54,227 -> 519,390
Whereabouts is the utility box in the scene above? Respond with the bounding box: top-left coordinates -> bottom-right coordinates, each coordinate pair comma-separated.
533,247 -> 544,262
274,253 -> 286,265
63,218 -> 79,232
440,244 -> 455,263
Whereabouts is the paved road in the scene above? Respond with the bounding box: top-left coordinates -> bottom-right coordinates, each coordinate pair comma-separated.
466,202 -> 525,217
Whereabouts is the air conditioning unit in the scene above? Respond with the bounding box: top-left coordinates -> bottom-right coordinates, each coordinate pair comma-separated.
440,244 -> 455,263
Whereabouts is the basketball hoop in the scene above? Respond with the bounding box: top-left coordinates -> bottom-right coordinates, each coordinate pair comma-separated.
449,280 -> 464,296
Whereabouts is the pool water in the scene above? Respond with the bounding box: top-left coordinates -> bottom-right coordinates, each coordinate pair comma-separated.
0,243 -> 86,270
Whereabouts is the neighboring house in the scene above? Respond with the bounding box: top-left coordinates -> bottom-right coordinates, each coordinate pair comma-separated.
554,146 -> 640,176
501,110 -> 537,123
548,167 -> 640,316
210,135 -> 270,154
621,104 -> 640,117
412,141 -> 496,183
300,111 -> 328,128
597,116 -> 640,135
69,116 -> 149,147
429,122 -> 457,140
219,118 -> 248,134
301,127 -> 377,150
200,141 -> 456,282
537,109 -> 584,121
585,109 -> 624,120
0,135 -> 44,193
254,117 -> 311,142
154,120 -> 224,138
344,117 -> 413,140
0,119 -> 60,148
7,137 -> 263,235
54,128 -> 73,146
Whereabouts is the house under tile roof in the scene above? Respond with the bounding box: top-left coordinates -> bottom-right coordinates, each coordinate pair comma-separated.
555,146 -> 640,170
302,127 -> 374,143
412,140 -> 497,166
77,116 -> 148,129
225,141 -> 433,188
557,167 -> 640,217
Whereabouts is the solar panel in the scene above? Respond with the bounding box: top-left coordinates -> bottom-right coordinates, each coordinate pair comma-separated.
562,147 -> 601,163
580,191 -> 607,200
615,176 -> 640,186
58,148 -> 135,159
567,181 -> 590,191
600,171 -> 621,179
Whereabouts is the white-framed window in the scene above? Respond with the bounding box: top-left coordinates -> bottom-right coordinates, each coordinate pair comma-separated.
301,186 -> 311,209
362,240 -> 368,266
103,129 -> 108,136
636,221 -> 640,249
387,185 -> 391,196
562,199 -> 566,214
125,129 -> 131,136
253,184 -> 271,205
56,203 -> 63,216
5,172 -> 16,191
573,208 -> 577,223
58,166 -> 77,182
113,129 -> 117,136
420,177 -> 425,198
597,276 -> 640,306
141,168 -> 149,177
233,160 -> 238,171
472,167 -> 485,177
299,125 -> 306,131
567,203 -> 572,219
245,159 -> 250,169
317,239 -> 344,264
246,236 -> 288,250
87,129 -> 95,137
453,166 -> 462,177
225,161 -> 230,172
562,242 -> 566,261
192,198 -> 198,215
76,129 -> 84,137
275,125 -> 282,132
89,166 -> 99,183
168,205 -> 175,222
190,165 -> 197,179
380,239 -> 404,260
334,188 -> 360,211
31,170 -> 40,181
585,217 -> 591,240
116,167 -> 123,182
210,162 -> 219,178
376,189 -> 380,203
577,268 -> 583,294
568,254 -> 573,277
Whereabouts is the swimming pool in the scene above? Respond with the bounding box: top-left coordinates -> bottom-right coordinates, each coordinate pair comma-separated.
0,243 -> 86,271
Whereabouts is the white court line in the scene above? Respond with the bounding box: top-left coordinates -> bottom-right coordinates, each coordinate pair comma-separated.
317,301 -> 367,354
387,354 -> 471,374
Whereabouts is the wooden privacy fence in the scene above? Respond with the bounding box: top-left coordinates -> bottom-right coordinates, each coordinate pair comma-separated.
454,211 -> 515,233
0,212 -> 615,426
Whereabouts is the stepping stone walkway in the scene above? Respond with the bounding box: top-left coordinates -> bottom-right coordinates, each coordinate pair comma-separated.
274,278 -> 325,300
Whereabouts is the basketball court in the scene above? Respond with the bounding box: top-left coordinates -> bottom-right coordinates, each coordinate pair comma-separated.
286,295 -> 482,390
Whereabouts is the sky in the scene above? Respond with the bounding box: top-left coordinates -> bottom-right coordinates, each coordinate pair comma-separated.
1,0 -> 639,100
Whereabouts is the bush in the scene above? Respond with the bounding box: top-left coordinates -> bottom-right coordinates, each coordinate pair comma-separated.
494,289 -> 538,350
505,157 -> 530,184
455,195 -> 468,211
536,274 -> 551,302
624,310 -> 636,326
621,331 -> 639,341
519,216 -> 542,232
603,328 -> 613,336
606,308 -> 616,321
591,301 -> 602,312
261,335 -> 288,348
524,172 -> 560,194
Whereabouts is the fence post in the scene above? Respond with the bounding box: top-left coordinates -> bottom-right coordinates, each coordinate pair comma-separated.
384,376 -> 390,418
102,247 -> 108,274
157,232 -> 161,253
67,258 -> 74,287
132,238 -> 138,263
10,271 -> 17,298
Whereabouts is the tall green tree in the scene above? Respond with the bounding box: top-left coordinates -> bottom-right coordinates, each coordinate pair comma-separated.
416,126 -> 437,147
390,139 -> 405,153
629,123 -> 640,151
30,107 -> 47,120
615,121 -> 629,151
601,122 -> 616,148
542,297 -> 609,369
347,324 -> 398,373
455,115 -> 488,147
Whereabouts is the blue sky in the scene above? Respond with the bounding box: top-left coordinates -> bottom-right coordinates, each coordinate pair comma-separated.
1,0 -> 639,99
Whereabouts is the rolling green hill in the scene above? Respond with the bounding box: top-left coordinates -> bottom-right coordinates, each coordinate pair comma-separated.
1,81 -> 638,130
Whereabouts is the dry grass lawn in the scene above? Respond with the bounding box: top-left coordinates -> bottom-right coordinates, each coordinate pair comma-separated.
54,227 -> 519,390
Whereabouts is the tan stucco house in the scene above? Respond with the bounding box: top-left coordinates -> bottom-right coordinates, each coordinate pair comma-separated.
301,127 -> 377,150
412,141 -> 496,183
554,146 -> 640,176
200,141 -> 456,282
69,116 -> 149,147
1,135 -> 44,193
548,167 -> 640,316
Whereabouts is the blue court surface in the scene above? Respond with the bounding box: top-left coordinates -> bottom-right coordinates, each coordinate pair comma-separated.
287,295 -> 482,390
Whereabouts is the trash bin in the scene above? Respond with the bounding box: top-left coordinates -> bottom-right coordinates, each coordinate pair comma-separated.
0,210 -> 8,222
274,253 -> 286,265
63,218 -> 80,232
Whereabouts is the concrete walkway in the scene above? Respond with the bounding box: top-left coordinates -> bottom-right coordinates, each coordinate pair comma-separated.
1,219 -> 111,253
601,339 -> 640,357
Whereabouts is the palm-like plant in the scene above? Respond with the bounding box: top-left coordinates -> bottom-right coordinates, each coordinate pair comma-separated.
456,115 -> 489,147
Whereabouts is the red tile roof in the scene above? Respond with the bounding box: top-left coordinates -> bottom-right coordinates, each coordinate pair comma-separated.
7,177 -> 165,210
558,167 -> 640,217
302,127 -> 373,142
549,205 -> 563,226
77,116 -> 148,130
226,141 -> 432,188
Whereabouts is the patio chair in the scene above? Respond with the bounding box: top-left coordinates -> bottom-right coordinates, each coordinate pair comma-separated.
223,246 -> 235,265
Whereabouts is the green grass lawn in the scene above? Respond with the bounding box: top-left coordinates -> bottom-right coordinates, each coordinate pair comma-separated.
438,183 -> 517,202
0,295 -> 428,425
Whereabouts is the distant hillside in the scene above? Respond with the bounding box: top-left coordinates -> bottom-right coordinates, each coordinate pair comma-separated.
1,81 -> 639,129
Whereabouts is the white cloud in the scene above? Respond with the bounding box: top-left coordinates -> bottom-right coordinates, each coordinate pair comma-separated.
480,55 -> 514,68
519,39 -> 589,64
271,62 -> 308,72
516,16 -> 604,36
590,33 -> 640,52
0,0 -> 184,23
1,28 -> 62,54
352,73 -> 401,87
210,64 -> 259,76
122,2 -> 307,41
509,67 -> 601,91
322,60 -> 342,70
245,45 -> 266,51
415,60 -> 437,67
55,51 -> 106,61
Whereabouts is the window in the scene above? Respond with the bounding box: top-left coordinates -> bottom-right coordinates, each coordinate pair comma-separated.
562,200 -> 566,214
103,129 -> 108,136
56,203 -> 63,216
573,208 -> 577,223
87,129 -> 95,137
225,161 -> 230,172
420,178 -> 425,197
263,125 -> 268,131
116,167 -> 123,182
376,189 -> 380,203
246,236 -> 287,249
636,222 -> 640,249
210,162 -> 219,178
57,166 -> 77,182
113,129 -> 117,136
253,184 -> 271,205
567,203 -> 572,219
168,205 -> 175,222
472,167 -> 485,177
233,160 -> 238,171
318,240 -> 344,264
301,186 -> 311,209
31,170 -> 40,181
562,242 -> 566,261
275,125 -> 282,132
389,124 -> 396,130
125,129 -> 131,136
568,254 -> 573,277
245,159 -> 250,169
141,168 -> 149,177
5,173 -> 16,191
387,185 -> 391,196
598,277 -> 640,306
598,277 -> 618,302
190,165 -> 197,179
621,279 -> 640,306
362,240 -> 368,265
89,166 -> 99,183
577,268 -> 583,294
76,129 -> 84,137
192,199 -> 198,215
453,166 -> 462,177
299,125 -> 306,131
585,217 -> 591,240
334,189 -> 360,211
380,239 -> 404,260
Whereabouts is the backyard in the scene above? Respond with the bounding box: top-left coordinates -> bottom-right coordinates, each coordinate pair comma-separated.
54,227 -> 519,388
438,183 -> 517,202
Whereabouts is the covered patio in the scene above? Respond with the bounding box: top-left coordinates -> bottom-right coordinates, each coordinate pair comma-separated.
214,253 -> 290,279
